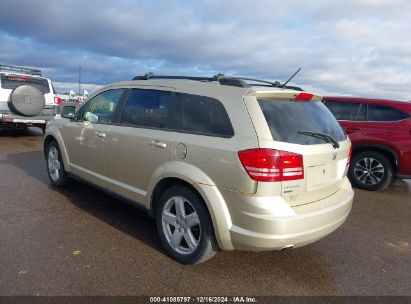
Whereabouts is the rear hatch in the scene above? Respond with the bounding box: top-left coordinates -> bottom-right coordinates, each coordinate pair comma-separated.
0,74 -> 55,112
248,91 -> 351,207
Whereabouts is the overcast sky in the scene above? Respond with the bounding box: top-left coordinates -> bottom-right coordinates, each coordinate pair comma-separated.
0,0 -> 410,99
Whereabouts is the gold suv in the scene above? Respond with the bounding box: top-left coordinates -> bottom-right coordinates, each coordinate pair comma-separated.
44,74 -> 354,264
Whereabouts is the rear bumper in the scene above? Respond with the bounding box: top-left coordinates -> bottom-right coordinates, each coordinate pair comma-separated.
226,178 -> 354,251
0,106 -> 55,127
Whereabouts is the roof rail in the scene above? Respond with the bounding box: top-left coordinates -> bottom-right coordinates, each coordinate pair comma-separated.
132,73 -> 249,87
0,64 -> 42,76
131,73 -> 303,90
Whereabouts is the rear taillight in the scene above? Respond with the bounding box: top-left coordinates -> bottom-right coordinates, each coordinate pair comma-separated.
238,148 -> 304,182
54,96 -> 62,104
294,92 -> 314,102
347,144 -> 352,167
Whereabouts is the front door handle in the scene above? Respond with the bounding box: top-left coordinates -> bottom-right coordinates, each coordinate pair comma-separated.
149,140 -> 167,148
95,131 -> 106,138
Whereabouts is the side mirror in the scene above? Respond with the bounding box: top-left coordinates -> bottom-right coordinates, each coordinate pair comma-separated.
61,105 -> 76,119
84,111 -> 98,123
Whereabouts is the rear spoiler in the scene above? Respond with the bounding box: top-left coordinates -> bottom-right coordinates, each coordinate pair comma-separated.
252,90 -> 323,101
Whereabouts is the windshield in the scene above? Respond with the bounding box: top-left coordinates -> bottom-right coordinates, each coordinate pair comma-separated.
0,74 -> 50,94
258,99 -> 346,145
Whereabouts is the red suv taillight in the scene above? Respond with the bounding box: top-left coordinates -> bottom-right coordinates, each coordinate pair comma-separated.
238,148 -> 304,182
54,96 -> 62,104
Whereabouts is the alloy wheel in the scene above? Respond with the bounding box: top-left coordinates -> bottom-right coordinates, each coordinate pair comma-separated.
161,196 -> 201,255
353,157 -> 385,185
48,146 -> 61,182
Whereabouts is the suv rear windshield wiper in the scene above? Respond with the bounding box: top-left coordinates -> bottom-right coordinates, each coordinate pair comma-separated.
297,131 -> 340,149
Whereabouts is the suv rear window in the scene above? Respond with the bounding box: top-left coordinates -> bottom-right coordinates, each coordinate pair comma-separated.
0,74 -> 50,94
258,99 -> 346,145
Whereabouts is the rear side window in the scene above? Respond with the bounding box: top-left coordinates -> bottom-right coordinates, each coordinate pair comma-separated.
324,100 -> 366,121
51,82 -> 56,94
173,92 -> 234,137
121,89 -> 172,128
258,99 -> 346,145
0,74 -> 50,94
367,104 -> 408,121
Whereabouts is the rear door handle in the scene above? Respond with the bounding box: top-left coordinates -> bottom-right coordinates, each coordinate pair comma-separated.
95,131 -> 106,138
345,127 -> 361,131
149,140 -> 167,148
345,127 -> 361,133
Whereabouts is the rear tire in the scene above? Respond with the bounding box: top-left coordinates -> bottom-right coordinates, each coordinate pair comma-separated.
155,185 -> 219,264
46,141 -> 70,187
348,151 -> 393,191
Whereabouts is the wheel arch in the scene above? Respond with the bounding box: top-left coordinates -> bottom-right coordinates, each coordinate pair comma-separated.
43,131 -> 70,172
43,135 -> 56,157
147,163 -> 234,250
150,177 -> 192,216
353,144 -> 399,174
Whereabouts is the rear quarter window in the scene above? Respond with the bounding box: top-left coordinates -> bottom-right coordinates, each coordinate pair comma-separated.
173,92 -> 234,137
367,104 -> 409,121
258,99 -> 346,145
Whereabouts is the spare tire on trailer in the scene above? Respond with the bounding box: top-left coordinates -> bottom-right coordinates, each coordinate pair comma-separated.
8,85 -> 45,117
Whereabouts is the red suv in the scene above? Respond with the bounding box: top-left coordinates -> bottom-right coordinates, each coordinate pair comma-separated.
323,97 -> 411,191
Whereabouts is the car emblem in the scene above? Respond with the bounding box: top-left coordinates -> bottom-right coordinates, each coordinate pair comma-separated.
332,152 -> 337,161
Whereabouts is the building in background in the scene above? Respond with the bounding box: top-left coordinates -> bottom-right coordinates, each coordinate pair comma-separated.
56,89 -> 89,103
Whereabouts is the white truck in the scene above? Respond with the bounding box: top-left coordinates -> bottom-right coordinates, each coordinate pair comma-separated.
0,64 -> 60,133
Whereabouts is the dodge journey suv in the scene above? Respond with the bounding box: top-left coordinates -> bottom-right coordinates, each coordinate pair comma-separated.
44,74 -> 354,264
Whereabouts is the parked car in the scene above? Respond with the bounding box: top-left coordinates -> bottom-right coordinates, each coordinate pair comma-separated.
44,74 -> 353,264
0,64 -> 60,132
323,96 -> 411,191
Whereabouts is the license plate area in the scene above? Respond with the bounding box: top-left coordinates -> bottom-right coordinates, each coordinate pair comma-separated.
306,164 -> 337,190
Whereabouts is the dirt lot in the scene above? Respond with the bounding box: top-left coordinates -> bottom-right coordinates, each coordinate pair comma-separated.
0,128 -> 410,296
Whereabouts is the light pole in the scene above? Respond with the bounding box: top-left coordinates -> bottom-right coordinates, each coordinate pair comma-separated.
78,65 -> 82,97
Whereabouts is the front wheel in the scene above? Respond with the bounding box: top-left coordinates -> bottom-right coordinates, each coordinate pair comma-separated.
348,151 -> 393,191
46,141 -> 70,187
156,186 -> 219,264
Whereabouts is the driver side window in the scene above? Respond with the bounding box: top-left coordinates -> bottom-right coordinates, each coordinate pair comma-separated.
78,89 -> 124,124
